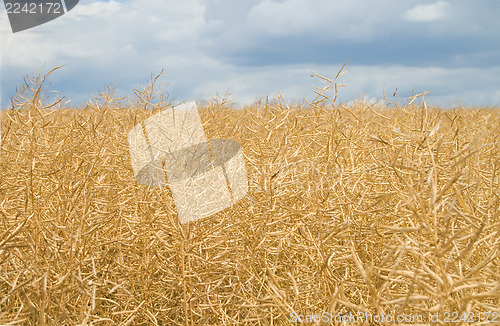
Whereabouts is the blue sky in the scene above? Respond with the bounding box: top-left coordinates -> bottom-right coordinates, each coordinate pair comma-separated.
1,0 -> 499,108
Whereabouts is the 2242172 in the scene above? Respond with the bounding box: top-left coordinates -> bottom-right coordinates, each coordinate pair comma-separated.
5,2 -> 62,14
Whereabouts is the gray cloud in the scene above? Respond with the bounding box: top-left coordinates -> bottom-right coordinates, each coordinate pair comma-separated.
1,0 -> 499,108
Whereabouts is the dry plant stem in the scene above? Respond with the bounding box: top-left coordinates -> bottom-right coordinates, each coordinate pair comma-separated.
179,221 -> 192,326
308,60 -> 348,110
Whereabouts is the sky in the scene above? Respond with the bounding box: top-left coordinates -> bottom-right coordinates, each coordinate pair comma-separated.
1,0 -> 499,108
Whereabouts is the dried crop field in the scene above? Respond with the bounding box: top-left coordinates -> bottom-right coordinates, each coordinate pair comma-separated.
0,74 -> 499,325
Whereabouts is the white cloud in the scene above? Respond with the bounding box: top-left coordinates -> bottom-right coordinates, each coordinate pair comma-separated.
68,0 -> 206,42
246,0 -> 400,41
186,63 -> 500,107
69,0 -> 122,18
2,0 -> 207,68
189,64 -> 314,105
403,1 -> 450,22
340,64 -> 500,107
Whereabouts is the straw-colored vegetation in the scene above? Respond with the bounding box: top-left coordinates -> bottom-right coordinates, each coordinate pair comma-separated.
0,68 -> 499,325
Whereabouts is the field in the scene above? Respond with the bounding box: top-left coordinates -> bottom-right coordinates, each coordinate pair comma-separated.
0,72 -> 499,325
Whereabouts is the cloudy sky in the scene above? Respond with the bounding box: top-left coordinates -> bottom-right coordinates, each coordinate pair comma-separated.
1,0 -> 499,108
